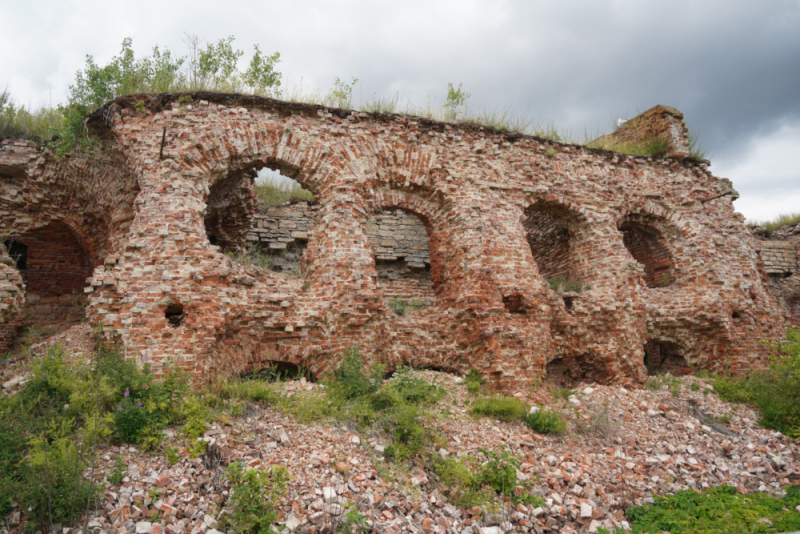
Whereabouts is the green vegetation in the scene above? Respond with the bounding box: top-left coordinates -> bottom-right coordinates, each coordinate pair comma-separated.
0,343 -> 190,526
464,369 -> 484,396
431,448 -> 544,508
2,36 -> 711,166
0,88 -> 63,139
469,396 -> 528,421
388,296 -> 424,316
222,461 -> 290,534
750,212 -> 800,237
713,326 -> 800,438
602,485 -> 800,534
522,407 -> 567,435
588,136 -> 671,158
255,173 -> 314,207
547,276 -> 588,293
226,243 -> 273,270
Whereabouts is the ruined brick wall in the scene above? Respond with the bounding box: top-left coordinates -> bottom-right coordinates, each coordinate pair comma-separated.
0,93 -> 788,391
0,136 -> 139,348
0,244 -> 25,352
755,223 -> 800,326
596,105 -> 691,158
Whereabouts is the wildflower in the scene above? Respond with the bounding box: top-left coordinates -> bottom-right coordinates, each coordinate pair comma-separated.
64,404 -> 70,410
136,402 -> 143,408
117,406 -> 124,412
124,389 -> 130,397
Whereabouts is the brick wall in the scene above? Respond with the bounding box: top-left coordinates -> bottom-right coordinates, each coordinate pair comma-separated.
0,93 -> 788,392
594,105 -> 692,158
755,222 -> 800,326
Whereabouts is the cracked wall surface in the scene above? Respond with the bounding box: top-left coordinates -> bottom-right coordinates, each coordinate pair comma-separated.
0,96 -> 788,391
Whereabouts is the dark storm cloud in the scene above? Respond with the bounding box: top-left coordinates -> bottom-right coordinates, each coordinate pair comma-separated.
1,0 -> 798,219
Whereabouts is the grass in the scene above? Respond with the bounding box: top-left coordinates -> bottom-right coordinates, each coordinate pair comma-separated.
0,89 -> 64,140
1,36 -> 710,164
388,296 -> 424,316
469,396 -> 528,421
604,485 -> 800,534
523,407 -> 567,435
547,276 -> 588,293
712,326 -> 800,439
255,173 -> 314,207
226,243 -> 273,270
587,136 -> 671,158
750,212 -> 800,236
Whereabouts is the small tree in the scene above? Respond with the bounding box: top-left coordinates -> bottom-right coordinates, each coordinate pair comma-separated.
444,82 -> 470,121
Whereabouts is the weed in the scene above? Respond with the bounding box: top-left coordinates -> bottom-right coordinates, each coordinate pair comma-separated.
623,484 -> 800,533
544,147 -> 559,158
690,382 -> 700,391
254,173 -> 314,207
470,396 -> 528,421
107,457 -> 127,485
227,243 -> 273,270
388,296 -> 424,316
166,446 -> 181,465
332,504 -> 371,532
222,462 -> 290,534
547,276 -> 587,293
751,212 -> 800,237
523,408 -> 567,435
713,326 -> 800,438
464,369 -> 484,396
330,347 -> 383,401
552,388 -> 574,400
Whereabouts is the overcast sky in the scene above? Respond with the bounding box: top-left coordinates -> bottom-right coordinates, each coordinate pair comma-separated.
2,0 -> 798,222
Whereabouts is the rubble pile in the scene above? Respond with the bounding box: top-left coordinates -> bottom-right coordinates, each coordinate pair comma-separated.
4,368 -> 797,534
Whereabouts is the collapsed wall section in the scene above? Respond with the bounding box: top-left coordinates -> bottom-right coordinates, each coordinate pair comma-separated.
754,223 -> 800,326
0,97 -> 787,391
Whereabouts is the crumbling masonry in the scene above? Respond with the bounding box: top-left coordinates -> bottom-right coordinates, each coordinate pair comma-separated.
0,97 -> 789,391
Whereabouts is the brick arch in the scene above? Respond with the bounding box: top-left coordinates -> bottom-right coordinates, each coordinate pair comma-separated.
617,212 -> 680,288
520,197 -> 593,285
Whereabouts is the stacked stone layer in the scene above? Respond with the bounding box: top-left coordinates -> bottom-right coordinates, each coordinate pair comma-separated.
0,94 -> 789,391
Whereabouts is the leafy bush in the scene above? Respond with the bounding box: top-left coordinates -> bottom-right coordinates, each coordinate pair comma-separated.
547,276 -> 588,293
464,369 -> 484,395
522,408 -> 567,435
223,462 -> 290,534
713,326 -> 800,438
622,485 -> 800,533
469,396 -> 528,421
329,347 -> 383,401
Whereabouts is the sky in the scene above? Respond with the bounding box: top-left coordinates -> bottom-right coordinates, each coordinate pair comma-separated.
2,0 -> 799,222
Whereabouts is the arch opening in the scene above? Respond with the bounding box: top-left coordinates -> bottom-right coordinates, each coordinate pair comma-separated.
644,340 -> 689,375
619,219 -> 675,288
545,354 -> 607,387
367,207 -> 435,314
523,202 -> 588,312
243,361 -> 317,382
2,221 -> 93,346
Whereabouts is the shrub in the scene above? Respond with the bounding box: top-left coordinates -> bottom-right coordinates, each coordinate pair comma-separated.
469,396 -> 528,421
382,367 -> 444,405
713,326 -> 800,438
523,408 -> 567,435
382,404 -> 427,460
623,485 -> 800,533
223,462 -> 290,534
464,369 -> 484,396
329,347 -> 382,401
